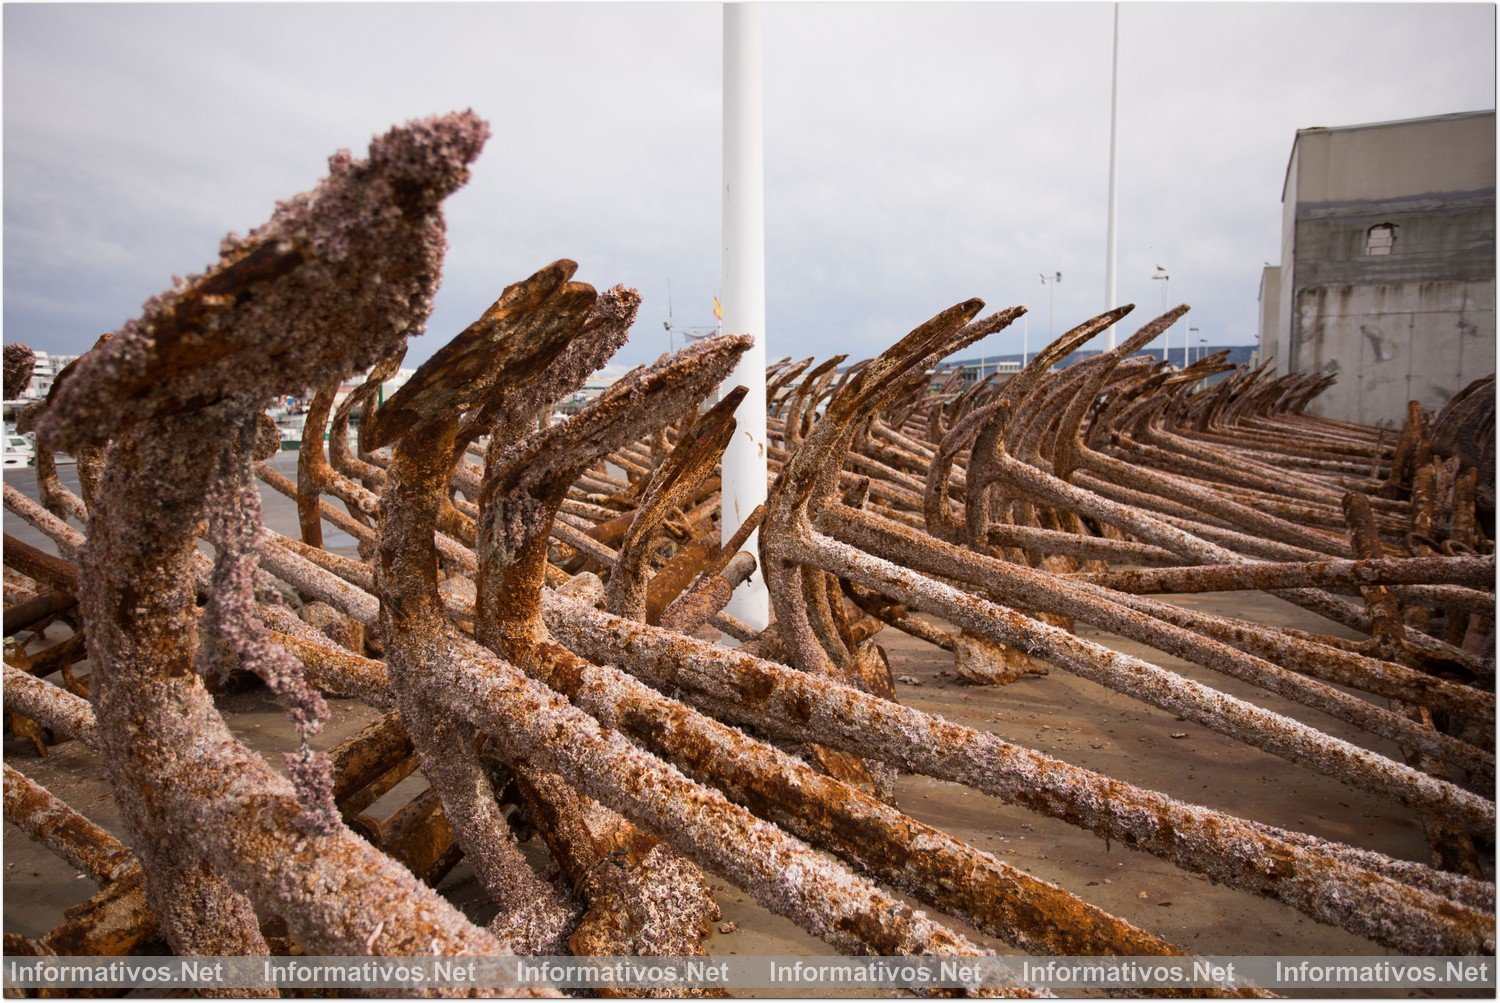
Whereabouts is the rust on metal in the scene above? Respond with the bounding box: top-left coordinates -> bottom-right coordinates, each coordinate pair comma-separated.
3,108 -> 1491,994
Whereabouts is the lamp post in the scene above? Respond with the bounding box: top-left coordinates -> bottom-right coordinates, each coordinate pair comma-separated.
1040,271 -> 1061,351
1187,325 -> 1199,366
978,310 -> 988,385
1150,265 -> 1169,363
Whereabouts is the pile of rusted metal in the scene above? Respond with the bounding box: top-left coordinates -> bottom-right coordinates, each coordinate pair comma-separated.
3,112 -> 1494,994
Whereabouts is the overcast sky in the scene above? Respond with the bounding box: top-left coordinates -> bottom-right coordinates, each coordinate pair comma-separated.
5,3 -> 1495,374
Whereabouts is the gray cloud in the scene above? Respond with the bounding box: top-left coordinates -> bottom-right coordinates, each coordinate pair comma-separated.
5,3 -> 1493,373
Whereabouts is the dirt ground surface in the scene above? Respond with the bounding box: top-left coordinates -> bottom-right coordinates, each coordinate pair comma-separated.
3,458 -> 1491,998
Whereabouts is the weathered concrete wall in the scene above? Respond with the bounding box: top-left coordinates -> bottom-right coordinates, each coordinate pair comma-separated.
1292,114 -> 1495,204
1276,144 -> 1301,378
1289,188 -> 1495,424
1294,279 -> 1495,426
1292,192 -> 1495,289
1278,112 -> 1496,425
1258,265 -> 1282,371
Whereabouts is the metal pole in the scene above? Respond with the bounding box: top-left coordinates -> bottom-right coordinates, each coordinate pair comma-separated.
1041,271 -> 1061,352
1162,275 -> 1169,364
979,323 -> 987,385
1049,277 -> 1056,342
1104,3 -> 1120,349
1151,266 -> 1169,363
1022,311 -> 1029,369
719,1 -> 770,630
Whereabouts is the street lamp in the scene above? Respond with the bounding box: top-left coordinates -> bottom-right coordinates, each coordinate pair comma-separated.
1040,271 -> 1062,349
1150,265 -> 1169,363
1187,325 -> 1199,366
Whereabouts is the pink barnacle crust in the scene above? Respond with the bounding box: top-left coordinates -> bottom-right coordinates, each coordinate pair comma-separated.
197,420 -> 329,739
366,111 -> 491,208
4,342 -> 35,399
37,110 -> 491,454
284,749 -> 340,838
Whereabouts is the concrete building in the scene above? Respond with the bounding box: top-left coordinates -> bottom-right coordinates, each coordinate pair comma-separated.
7,351 -> 78,403
1258,110 -> 1495,426
2,352 -> 79,432
939,357 -> 1024,388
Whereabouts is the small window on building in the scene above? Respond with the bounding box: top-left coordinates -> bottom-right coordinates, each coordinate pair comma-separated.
1365,223 -> 1397,255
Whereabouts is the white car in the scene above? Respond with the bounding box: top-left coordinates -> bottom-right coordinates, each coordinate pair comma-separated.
3,433 -> 34,468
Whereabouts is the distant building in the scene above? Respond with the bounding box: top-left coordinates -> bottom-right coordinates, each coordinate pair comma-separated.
1259,110 -> 1495,425
11,351 -> 78,401
928,346 -> 1255,394
939,358 -> 1024,388
557,366 -> 624,414
2,351 -> 78,431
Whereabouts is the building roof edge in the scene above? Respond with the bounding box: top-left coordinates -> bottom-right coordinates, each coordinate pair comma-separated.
1281,109 -> 1495,204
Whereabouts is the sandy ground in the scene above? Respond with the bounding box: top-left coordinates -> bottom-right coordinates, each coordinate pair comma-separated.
3,457 -> 1491,997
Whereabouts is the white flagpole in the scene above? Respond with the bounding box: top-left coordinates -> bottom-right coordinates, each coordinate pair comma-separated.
1104,3 -> 1120,349
719,1 -> 770,630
